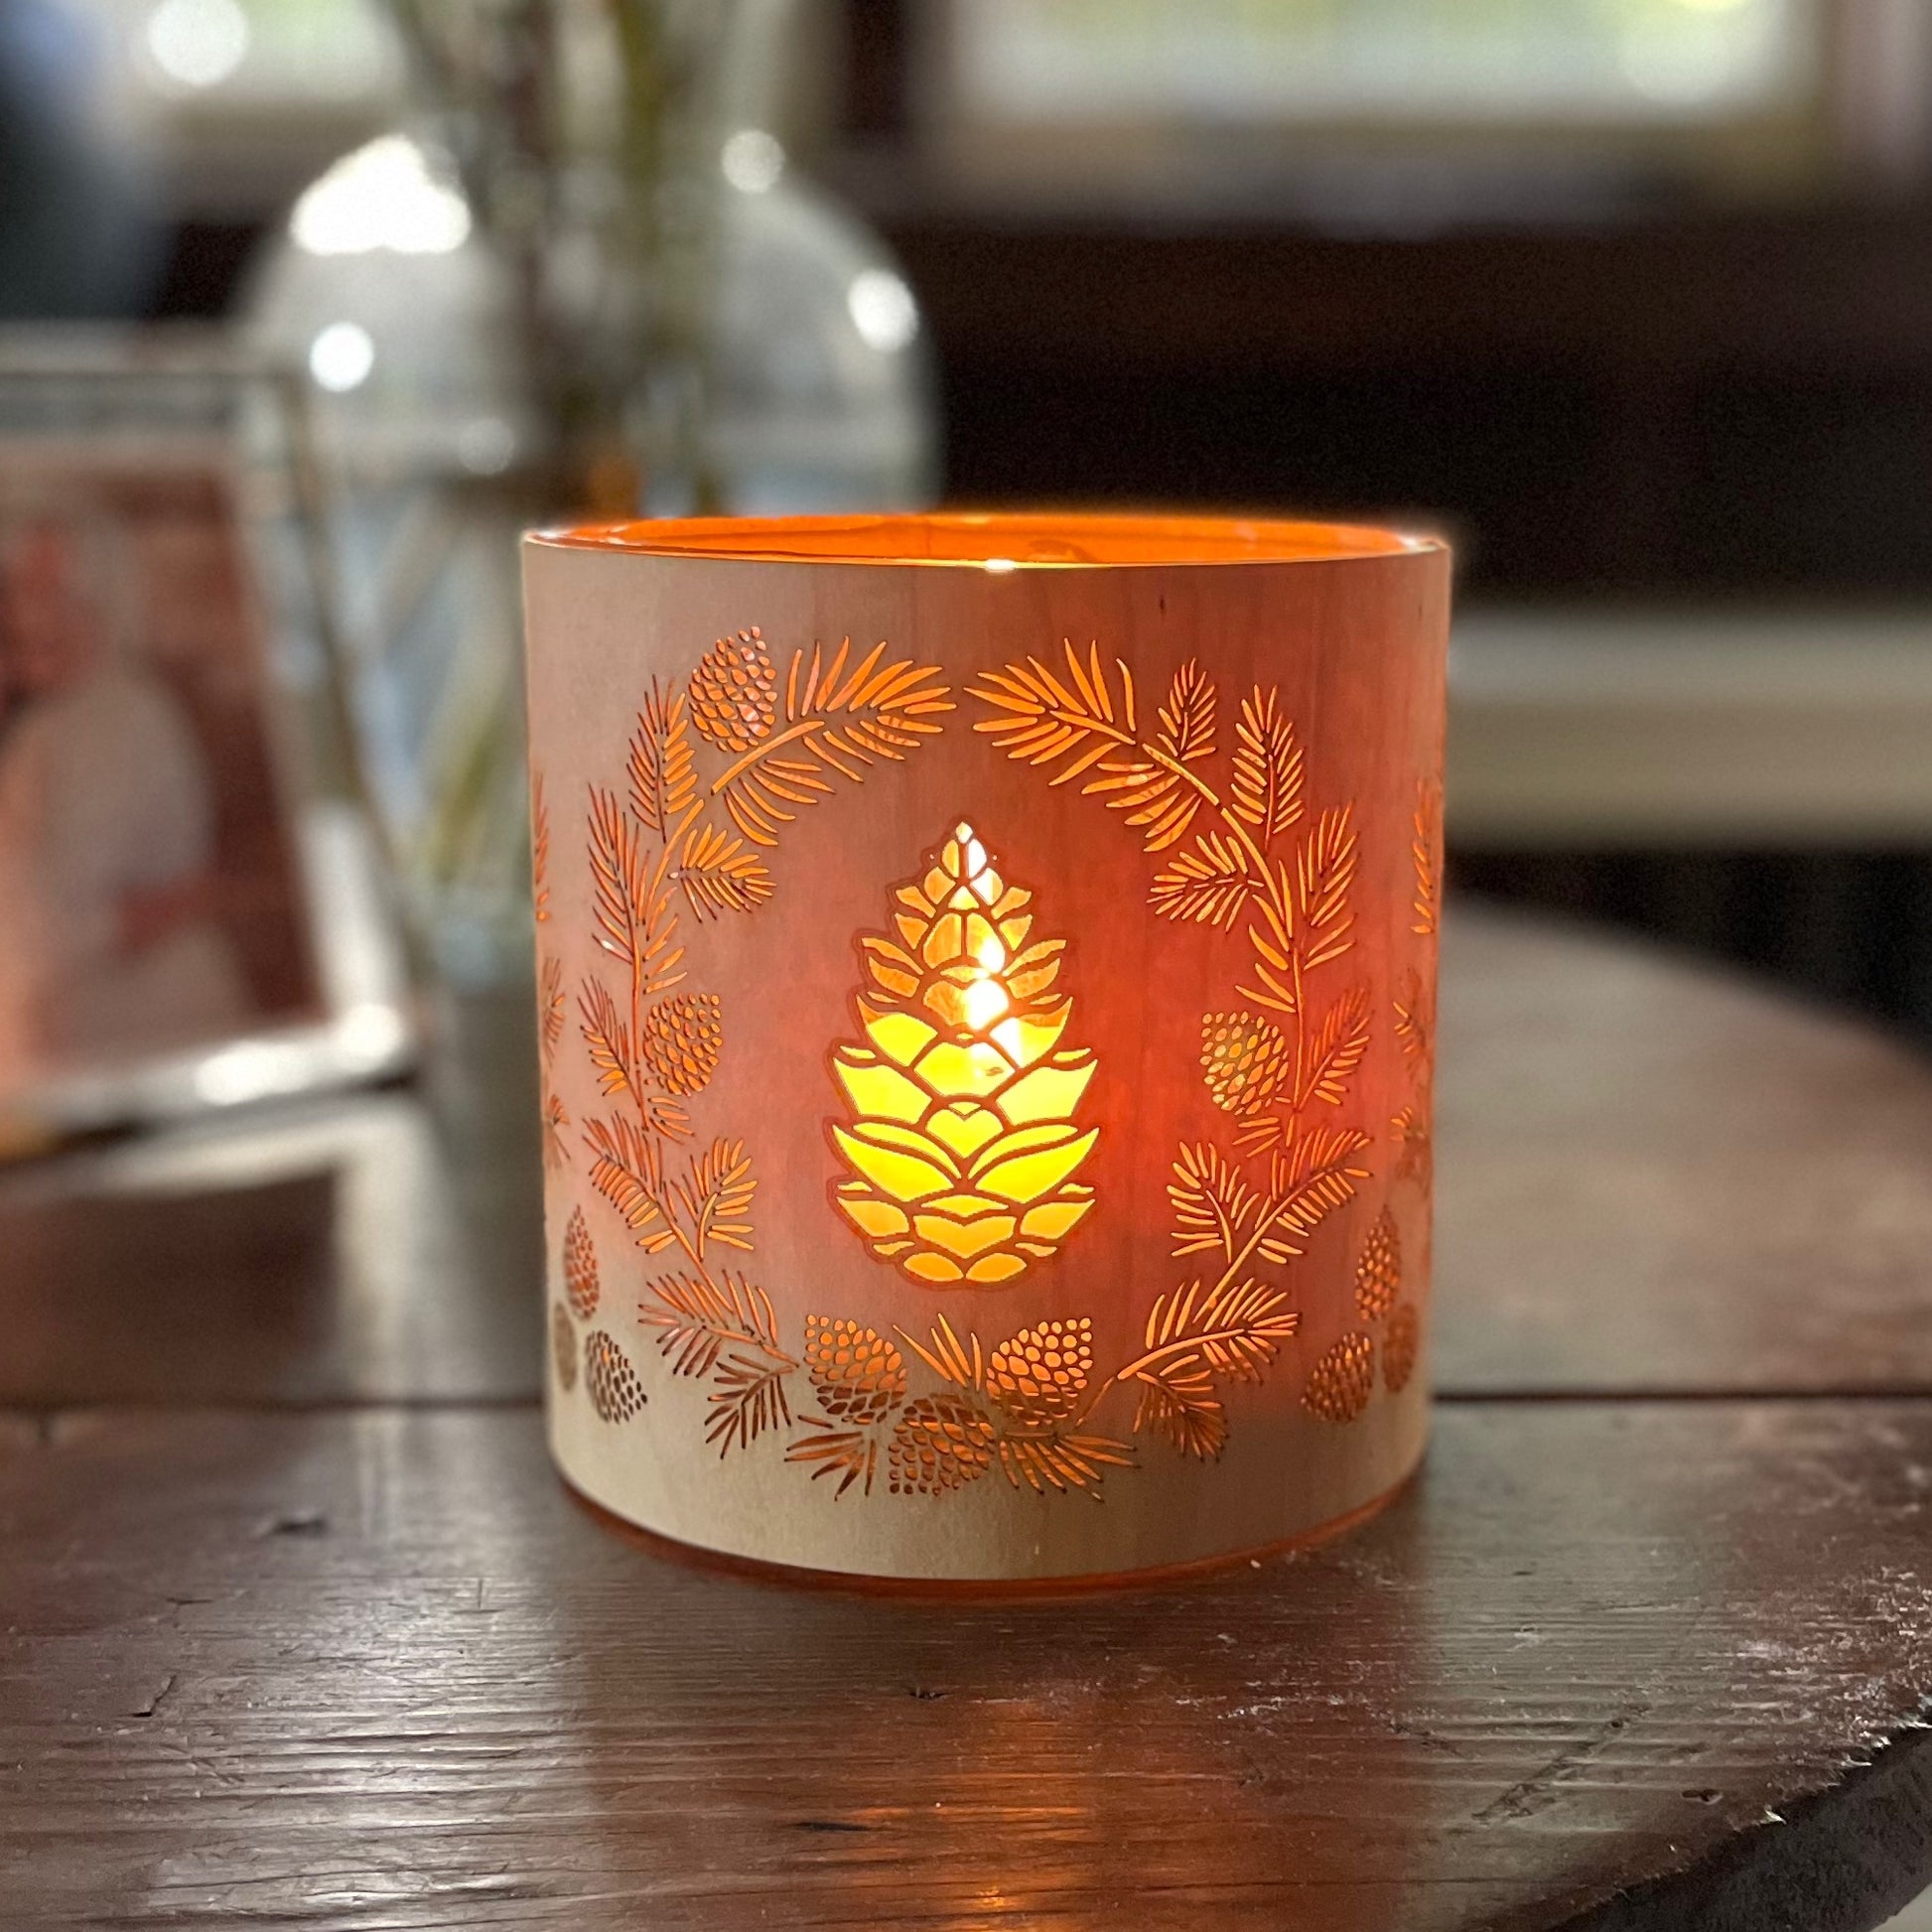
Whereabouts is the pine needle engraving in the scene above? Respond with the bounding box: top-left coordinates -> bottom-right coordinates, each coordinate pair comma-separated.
564,628 -> 949,1451
975,641 -> 1379,1444
533,770 -> 569,1167
711,637 -> 953,847
547,621 -> 1429,1494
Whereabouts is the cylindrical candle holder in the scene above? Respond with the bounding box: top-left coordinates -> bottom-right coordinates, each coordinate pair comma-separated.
523,513 -> 1449,1584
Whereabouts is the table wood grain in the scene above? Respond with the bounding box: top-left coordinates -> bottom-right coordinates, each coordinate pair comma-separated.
4,907 -> 1931,1931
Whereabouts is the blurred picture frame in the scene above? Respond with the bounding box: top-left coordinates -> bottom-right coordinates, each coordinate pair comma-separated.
0,330 -> 412,1146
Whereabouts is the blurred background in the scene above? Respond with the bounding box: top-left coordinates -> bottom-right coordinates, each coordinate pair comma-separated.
7,0 -> 1932,1049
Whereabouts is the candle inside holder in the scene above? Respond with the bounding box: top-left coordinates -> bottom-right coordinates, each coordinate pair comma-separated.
523,512 -> 1449,1584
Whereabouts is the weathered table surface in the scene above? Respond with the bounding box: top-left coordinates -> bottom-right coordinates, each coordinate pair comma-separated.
5,907 -> 1931,1932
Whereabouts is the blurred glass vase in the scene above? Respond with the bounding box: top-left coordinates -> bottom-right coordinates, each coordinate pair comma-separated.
247,1 -> 936,975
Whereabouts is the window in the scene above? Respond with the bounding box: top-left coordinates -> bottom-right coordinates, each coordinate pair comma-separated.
927,0 -> 1841,208
947,0 -> 1822,124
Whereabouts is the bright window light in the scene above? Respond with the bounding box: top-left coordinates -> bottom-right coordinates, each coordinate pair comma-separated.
291,135 -> 474,257
309,322 -> 375,394
848,270 -> 920,353
951,0 -> 1811,122
144,0 -> 250,89
722,129 -> 786,196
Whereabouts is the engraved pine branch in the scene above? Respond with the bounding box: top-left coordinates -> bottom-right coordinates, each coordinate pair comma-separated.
706,634 -> 953,848
532,770 -> 570,1168
581,669 -> 790,1451
578,630 -> 952,1455
1392,777 -> 1442,1187
973,644 -> 1374,1457
890,1313 -> 1137,1498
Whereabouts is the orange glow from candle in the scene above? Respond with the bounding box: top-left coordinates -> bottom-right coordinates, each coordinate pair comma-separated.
830,821 -> 1099,1286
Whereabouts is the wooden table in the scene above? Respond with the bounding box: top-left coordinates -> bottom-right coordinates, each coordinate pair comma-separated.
6,908 -> 1932,1932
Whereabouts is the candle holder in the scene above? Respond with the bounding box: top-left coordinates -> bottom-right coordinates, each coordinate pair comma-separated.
523,513 -> 1449,1583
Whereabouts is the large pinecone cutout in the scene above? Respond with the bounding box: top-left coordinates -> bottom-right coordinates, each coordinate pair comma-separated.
830,821 -> 1099,1286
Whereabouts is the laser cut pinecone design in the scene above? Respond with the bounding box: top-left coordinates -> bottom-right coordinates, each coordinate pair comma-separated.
1354,1208 -> 1402,1320
804,1316 -> 906,1427
641,993 -> 723,1097
986,1318 -> 1093,1427
1303,1332 -> 1374,1423
688,626 -> 776,752
563,1206 -> 600,1319
551,1303 -> 578,1391
586,1330 -> 646,1423
1200,1013 -> 1291,1116
830,822 -> 1099,1286
889,1394 -> 997,1494
1383,1305 -> 1421,1394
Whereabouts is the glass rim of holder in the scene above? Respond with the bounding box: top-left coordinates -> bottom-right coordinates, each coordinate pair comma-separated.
530,509 -> 1445,569
524,509 -> 1449,1588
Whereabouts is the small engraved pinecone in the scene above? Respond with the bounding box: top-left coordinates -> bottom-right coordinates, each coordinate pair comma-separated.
986,1318 -> 1093,1427
1354,1208 -> 1403,1321
889,1395 -> 996,1495
804,1316 -> 906,1427
1383,1304 -> 1421,1394
1200,1013 -> 1291,1115
641,994 -> 723,1097
689,626 -> 776,752
586,1330 -> 646,1423
1303,1333 -> 1374,1424
564,1206 -> 600,1319
551,1302 -> 578,1391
